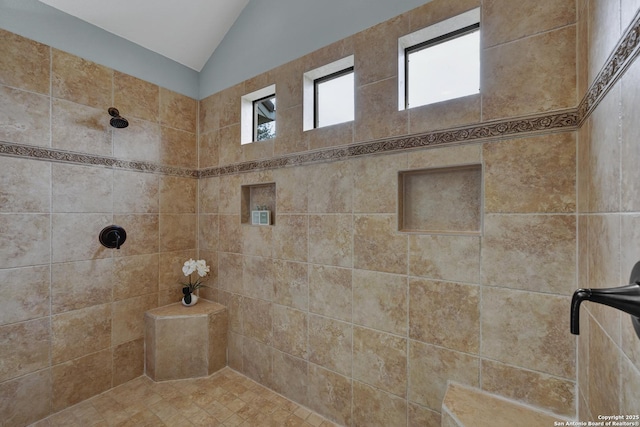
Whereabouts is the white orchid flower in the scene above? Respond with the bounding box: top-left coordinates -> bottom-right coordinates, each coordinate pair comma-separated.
182,258 -> 197,276
195,259 -> 210,277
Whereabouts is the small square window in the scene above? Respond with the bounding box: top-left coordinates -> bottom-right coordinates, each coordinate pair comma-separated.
314,67 -> 354,128
405,23 -> 479,109
254,95 -> 276,141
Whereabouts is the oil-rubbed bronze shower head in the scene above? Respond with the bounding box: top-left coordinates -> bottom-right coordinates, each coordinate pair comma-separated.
108,107 -> 128,129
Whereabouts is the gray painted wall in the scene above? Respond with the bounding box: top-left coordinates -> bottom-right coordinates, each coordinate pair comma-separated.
199,0 -> 431,98
0,0 -> 199,98
1,0 -> 430,100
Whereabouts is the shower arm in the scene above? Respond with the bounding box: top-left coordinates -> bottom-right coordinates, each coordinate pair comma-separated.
570,261 -> 640,339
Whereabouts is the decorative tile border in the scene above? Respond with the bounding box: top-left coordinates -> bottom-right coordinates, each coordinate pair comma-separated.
0,142 -> 198,177
2,8 -> 639,177
577,7 -> 640,123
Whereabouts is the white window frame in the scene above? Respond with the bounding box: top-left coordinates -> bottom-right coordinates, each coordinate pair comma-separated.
241,84 -> 276,144
303,55 -> 354,131
398,7 -> 480,111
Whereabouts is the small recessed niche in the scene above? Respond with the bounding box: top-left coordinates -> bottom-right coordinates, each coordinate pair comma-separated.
398,164 -> 481,234
241,182 -> 276,226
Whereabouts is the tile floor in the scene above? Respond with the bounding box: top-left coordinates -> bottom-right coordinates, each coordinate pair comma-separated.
30,368 -> 339,427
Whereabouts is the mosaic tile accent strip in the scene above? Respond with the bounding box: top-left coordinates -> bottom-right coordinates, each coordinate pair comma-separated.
578,7 -> 640,122
0,141 -> 198,178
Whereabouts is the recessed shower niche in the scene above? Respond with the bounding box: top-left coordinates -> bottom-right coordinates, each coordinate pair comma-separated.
398,164 -> 482,234
241,182 -> 276,225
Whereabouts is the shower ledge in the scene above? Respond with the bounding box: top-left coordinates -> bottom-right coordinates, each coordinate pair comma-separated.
442,382 -> 569,427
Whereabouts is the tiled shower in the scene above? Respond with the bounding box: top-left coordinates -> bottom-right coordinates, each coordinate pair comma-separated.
1,0 -> 640,426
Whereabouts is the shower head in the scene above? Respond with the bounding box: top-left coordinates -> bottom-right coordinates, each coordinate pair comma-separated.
108,107 -> 129,129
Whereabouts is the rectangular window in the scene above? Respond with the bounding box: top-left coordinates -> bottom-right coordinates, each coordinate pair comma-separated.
253,95 -> 276,141
314,67 -> 354,128
405,23 -> 479,108
398,7 -> 480,111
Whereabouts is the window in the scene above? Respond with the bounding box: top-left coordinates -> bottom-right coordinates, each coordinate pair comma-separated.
254,95 -> 276,141
398,8 -> 480,110
314,67 -> 354,128
241,84 -> 276,144
303,56 -> 354,131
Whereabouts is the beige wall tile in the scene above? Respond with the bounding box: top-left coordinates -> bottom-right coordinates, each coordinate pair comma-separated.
0,156 -> 50,213
52,213 -> 111,263
588,85 -> 621,213
307,161 -> 352,213
160,176 -> 197,214
409,278 -> 479,353
409,234 -> 480,283
484,133 -> 576,213
272,260 -> 308,311
52,163 -> 113,213
52,49 -> 112,109
0,265 -> 50,325
353,152 -> 406,214
308,314 -> 352,376
243,255 -> 274,300
307,364 -> 352,426
353,269 -> 407,335
242,297 -> 272,345
51,258 -> 113,314
481,287 -> 574,378
588,316 -> 620,415
113,71 -> 158,122
309,214 -> 353,267
0,29 -> 50,94
274,166 -> 308,214
274,106 -> 305,156
483,0 -> 575,48
409,0 -> 480,32
152,315 -> 208,381
52,349 -> 113,412
481,359 -> 576,417
354,214 -> 406,274
273,214 -> 308,262
113,338 -> 144,387
354,14 -> 408,86
112,293 -> 157,346
621,354 -> 640,414
218,174 -> 242,215
621,58 -> 640,212
218,252 -> 243,295
199,177 -> 219,214
51,98 -> 112,156
306,121 -> 353,151
159,214 -> 196,252
408,340 -> 479,410
0,369 -> 52,427
242,337 -> 272,386
352,381 -> 407,427
407,143 -> 481,169
218,124 -> 243,165
242,225 -> 273,258
218,214 -> 242,254
199,92 -> 220,135
355,78 -> 408,142
113,254 -> 159,301
112,214 -> 159,257
113,170 -> 159,214
353,326 -> 407,397
158,249 -> 196,305
576,0 -> 589,100
199,213 -> 219,253
159,88 -> 197,133
219,82 -> 244,129
228,331 -> 243,371
0,318 -> 50,382
0,214 -> 50,268
482,214 -> 576,295
199,131 -> 220,169
309,264 -> 352,322
112,118 -> 162,163
482,26 -> 576,120
272,305 -> 307,359
0,85 -> 50,146
409,94 -> 481,135
272,351 -> 308,406
588,0 -> 621,84
52,303 -> 111,364
160,127 -> 197,168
